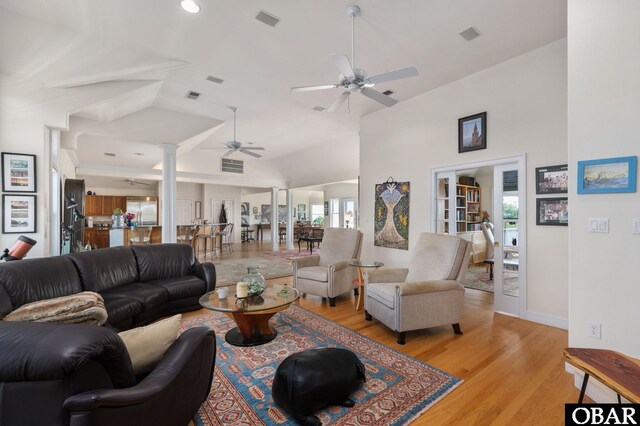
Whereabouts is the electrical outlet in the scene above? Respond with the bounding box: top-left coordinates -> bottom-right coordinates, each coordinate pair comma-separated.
587,321 -> 601,339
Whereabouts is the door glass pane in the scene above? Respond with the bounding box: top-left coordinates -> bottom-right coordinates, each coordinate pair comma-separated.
436,176 -> 450,234
502,171 -> 519,298
343,199 -> 356,228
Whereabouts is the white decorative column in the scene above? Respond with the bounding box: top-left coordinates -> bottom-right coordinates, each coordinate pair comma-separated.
160,144 -> 177,243
286,189 -> 294,250
271,187 -> 279,252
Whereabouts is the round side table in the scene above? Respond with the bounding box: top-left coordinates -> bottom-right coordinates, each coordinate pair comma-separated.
349,260 -> 384,311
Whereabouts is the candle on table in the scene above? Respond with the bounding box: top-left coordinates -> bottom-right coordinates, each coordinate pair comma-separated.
236,281 -> 248,298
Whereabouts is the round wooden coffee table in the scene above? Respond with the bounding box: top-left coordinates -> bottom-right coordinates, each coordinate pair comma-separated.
199,284 -> 299,347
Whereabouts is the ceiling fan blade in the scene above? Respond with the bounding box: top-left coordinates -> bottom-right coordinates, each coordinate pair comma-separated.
239,148 -> 262,158
291,84 -> 340,93
360,87 -> 398,107
222,150 -> 234,157
368,67 -> 419,85
327,91 -> 350,113
241,147 -> 265,150
330,54 -> 355,79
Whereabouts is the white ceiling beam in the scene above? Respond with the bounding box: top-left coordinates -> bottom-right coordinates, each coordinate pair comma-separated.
45,60 -> 188,89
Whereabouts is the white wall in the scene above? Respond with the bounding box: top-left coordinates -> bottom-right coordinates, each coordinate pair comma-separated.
360,40 -> 568,324
176,182 -> 203,203
568,0 -> 640,359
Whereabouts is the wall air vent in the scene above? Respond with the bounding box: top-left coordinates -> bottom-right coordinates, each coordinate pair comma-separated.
382,90 -> 394,96
206,75 -> 224,84
185,90 -> 201,100
221,158 -> 244,174
312,106 -> 327,112
459,26 -> 481,42
255,10 -> 280,27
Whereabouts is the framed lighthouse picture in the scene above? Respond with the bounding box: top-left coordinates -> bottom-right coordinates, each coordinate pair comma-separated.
458,112 -> 487,153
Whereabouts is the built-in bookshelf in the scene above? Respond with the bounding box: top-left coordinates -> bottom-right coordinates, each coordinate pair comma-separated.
436,179 -> 481,234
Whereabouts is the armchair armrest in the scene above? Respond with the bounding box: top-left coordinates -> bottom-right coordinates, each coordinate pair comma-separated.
397,280 -> 465,296
192,262 -> 216,292
366,268 -> 408,284
328,260 -> 352,271
291,255 -> 320,269
64,327 -> 215,412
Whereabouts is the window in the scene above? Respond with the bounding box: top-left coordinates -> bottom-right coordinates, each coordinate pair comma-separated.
310,203 -> 324,225
330,198 -> 339,227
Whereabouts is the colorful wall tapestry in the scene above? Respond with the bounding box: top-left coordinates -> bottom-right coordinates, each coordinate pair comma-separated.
374,181 -> 410,250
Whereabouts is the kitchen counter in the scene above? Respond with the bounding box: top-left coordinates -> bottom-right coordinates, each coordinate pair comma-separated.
109,226 -> 163,247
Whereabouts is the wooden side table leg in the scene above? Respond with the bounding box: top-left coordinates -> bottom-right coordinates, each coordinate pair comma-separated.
355,267 -> 365,310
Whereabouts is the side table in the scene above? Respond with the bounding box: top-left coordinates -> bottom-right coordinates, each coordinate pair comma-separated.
349,260 -> 384,311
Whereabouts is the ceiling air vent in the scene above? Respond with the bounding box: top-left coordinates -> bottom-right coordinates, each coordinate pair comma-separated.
206,75 -> 224,84
221,158 -> 244,174
255,10 -> 280,27
312,106 -> 327,112
459,26 -> 481,42
382,90 -> 394,96
185,90 -> 201,100
104,152 -> 116,157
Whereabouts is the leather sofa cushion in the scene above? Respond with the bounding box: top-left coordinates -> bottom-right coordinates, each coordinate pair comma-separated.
0,256 -> 82,316
367,283 -> 397,309
68,247 -> 139,293
148,276 -> 206,300
0,321 -> 136,388
131,244 -> 194,283
101,283 -> 169,310
101,294 -> 144,327
297,266 -> 329,282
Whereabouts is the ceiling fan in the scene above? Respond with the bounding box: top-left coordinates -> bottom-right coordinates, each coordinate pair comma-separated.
116,178 -> 150,186
201,107 -> 265,158
291,5 -> 418,112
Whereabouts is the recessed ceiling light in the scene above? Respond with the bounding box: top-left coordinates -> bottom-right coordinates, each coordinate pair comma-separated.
312,106 -> 327,112
180,0 -> 200,14
104,152 -> 116,157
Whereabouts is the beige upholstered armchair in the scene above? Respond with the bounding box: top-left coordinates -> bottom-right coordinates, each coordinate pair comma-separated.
364,232 -> 471,344
292,228 -> 363,307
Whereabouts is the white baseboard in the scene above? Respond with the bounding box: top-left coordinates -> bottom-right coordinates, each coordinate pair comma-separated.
564,364 -> 630,403
525,310 -> 568,330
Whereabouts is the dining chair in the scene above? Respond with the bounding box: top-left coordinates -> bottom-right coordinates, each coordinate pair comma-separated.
129,226 -> 152,246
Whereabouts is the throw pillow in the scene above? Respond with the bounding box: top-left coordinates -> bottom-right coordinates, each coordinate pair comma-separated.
118,314 -> 182,375
3,291 -> 108,326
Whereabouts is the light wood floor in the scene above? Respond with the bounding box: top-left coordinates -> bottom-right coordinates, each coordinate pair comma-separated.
187,242 -> 579,425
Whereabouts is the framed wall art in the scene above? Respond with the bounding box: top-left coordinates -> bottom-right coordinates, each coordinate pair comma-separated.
458,112 -> 486,153
577,156 -> 637,194
536,164 -> 568,194
2,152 -> 36,192
3,194 -> 37,233
374,179 -> 410,250
536,197 -> 568,226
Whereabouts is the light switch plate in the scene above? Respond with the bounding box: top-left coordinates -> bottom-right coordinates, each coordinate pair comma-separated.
588,218 -> 609,233
633,218 -> 640,235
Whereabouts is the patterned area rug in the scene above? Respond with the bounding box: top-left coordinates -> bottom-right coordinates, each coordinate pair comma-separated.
183,305 -> 461,425
211,258 -> 293,287
464,266 -> 519,297
259,249 -> 318,260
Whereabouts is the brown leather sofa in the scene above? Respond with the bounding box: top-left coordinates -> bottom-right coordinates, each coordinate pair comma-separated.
0,243 -> 216,330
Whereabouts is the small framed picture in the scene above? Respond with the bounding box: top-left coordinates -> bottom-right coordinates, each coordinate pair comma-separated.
2,152 -> 36,192
3,194 -> 37,234
536,197 -> 568,226
577,156 -> 637,194
536,164 -> 568,194
458,112 -> 487,153
252,206 -> 258,214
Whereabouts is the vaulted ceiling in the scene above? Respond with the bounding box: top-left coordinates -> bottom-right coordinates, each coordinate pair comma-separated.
0,0 -> 566,186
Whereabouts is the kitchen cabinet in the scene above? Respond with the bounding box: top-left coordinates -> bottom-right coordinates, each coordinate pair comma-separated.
85,195 -> 103,216
94,230 -> 110,249
84,228 -> 96,247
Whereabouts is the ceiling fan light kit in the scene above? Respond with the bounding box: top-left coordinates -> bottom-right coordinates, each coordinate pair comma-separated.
290,4 -> 418,112
180,0 -> 200,14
